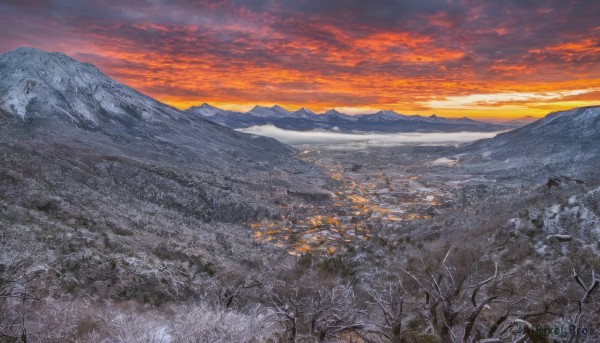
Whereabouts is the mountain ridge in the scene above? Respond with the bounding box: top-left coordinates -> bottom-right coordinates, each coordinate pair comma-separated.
0,47 -> 189,129
185,103 -> 509,133
457,105 -> 600,179
0,47 -> 330,223
186,102 -> 495,122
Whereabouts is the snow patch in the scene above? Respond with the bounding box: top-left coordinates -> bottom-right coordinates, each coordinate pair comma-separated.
429,157 -> 458,166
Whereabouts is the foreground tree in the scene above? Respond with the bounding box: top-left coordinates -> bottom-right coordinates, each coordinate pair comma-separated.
263,267 -> 365,342
0,233 -> 49,342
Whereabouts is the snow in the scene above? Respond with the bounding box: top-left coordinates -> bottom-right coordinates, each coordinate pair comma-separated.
546,234 -> 572,242
543,106 -> 599,125
249,105 -> 294,118
323,109 -> 360,121
371,110 -> 406,121
187,103 -> 221,117
184,101 -> 508,134
430,157 -> 458,166
0,47 -> 182,126
294,107 -> 317,118
534,241 -> 547,255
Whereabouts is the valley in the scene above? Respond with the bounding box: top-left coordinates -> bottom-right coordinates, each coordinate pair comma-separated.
249,145 -> 462,256
1,48 -> 599,342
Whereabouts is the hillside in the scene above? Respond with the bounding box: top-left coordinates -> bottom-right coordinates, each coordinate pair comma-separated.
0,48 -> 328,306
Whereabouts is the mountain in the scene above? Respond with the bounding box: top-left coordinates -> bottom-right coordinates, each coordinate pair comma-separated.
2,49 -> 599,342
0,47 -> 189,130
321,108 -> 358,122
185,103 -> 222,117
477,116 -> 538,128
0,47 -> 331,215
459,105 -> 600,178
294,107 -> 317,118
248,105 -> 289,118
186,104 -> 507,133
0,48 -> 330,302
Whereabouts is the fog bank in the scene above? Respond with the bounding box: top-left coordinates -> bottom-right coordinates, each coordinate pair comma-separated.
237,125 -> 505,147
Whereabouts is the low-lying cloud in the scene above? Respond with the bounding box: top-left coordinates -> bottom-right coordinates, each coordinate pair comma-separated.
237,125 -> 504,147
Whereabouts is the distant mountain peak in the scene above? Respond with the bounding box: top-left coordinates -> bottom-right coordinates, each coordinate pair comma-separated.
186,103 -> 224,117
372,109 -> 407,120
324,109 -> 344,116
271,105 -> 292,115
250,105 -> 265,110
186,101 -> 507,132
376,109 -> 398,115
187,102 -> 217,110
294,107 -> 317,117
271,104 -> 287,111
249,104 -> 293,118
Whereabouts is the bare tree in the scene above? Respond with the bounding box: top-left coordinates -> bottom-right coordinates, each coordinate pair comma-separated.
0,233 -> 48,342
263,269 -> 365,342
401,244 -> 508,343
357,283 -> 407,343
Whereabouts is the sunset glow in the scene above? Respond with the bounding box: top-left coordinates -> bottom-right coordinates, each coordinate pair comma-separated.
1,1 -> 598,119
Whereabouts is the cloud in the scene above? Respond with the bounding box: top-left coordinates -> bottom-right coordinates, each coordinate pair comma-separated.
0,0 -> 598,117
237,125 -> 504,146
423,89 -> 599,109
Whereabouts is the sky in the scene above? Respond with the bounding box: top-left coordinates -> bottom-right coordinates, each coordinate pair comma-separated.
0,0 -> 599,119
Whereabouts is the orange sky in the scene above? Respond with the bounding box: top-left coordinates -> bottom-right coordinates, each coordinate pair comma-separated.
1,0 -> 598,119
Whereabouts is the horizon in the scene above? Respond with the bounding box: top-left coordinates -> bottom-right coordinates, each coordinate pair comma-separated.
3,3 -> 600,340
1,1 -> 599,119
191,101 -> 541,122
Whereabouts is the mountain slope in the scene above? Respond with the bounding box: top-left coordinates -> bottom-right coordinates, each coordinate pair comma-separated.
459,105 -> 600,179
0,47 -> 190,129
0,47 -> 332,218
0,48 -> 328,302
468,105 -> 600,156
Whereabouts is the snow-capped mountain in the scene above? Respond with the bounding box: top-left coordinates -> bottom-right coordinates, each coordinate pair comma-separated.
321,109 -> 360,122
0,47 -> 186,129
363,110 -> 408,121
248,105 -> 291,118
0,47 -> 331,222
461,105 -> 600,178
185,103 -> 222,117
471,106 -> 600,152
322,109 -> 343,116
244,105 -> 318,119
294,107 -> 318,118
0,47 -> 315,157
185,104 -> 506,132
